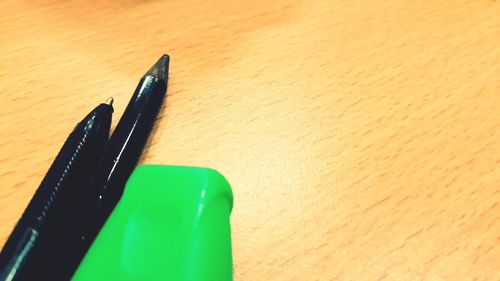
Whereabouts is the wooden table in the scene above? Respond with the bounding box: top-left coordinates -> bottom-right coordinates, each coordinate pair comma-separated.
1,1 -> 499,280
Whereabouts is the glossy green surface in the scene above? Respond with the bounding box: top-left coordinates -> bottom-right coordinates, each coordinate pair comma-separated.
72,165 -> 233,281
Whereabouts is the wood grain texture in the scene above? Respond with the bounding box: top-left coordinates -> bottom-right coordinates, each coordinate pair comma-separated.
1,1 -> 499,280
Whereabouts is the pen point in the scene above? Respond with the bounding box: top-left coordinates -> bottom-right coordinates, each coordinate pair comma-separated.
144,54 -> 170,82
105,97 -> 114,106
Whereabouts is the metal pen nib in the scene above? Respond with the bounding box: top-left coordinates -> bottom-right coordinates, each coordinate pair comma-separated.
105,97 -> 114,106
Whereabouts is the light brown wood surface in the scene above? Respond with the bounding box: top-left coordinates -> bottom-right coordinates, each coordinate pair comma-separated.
1,1 -> 499,280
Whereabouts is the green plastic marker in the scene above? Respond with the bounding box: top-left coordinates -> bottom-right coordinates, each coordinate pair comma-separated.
72,165 -> 233,281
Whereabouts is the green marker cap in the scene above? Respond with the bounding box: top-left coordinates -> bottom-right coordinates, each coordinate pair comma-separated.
72,165 -> 234,281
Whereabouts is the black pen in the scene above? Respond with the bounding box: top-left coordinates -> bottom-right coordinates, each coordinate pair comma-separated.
0,98 -> 113,281
46,55 -> 170,281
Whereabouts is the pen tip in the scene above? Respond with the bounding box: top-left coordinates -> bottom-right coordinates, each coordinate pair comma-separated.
105,97 -> 114,105
144,54 -> 170,82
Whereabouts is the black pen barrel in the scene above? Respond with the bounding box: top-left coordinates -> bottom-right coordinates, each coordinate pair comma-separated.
0,102 -> 113,281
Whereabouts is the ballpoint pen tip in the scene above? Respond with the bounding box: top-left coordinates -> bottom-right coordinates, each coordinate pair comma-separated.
105,97 -> 114,106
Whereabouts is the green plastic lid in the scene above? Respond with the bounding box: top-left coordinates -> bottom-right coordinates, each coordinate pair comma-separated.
72,165 -> 233,281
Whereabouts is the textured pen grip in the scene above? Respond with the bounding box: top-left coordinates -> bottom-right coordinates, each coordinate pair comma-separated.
23,127 -> 103,229
35,130 -> 91,225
